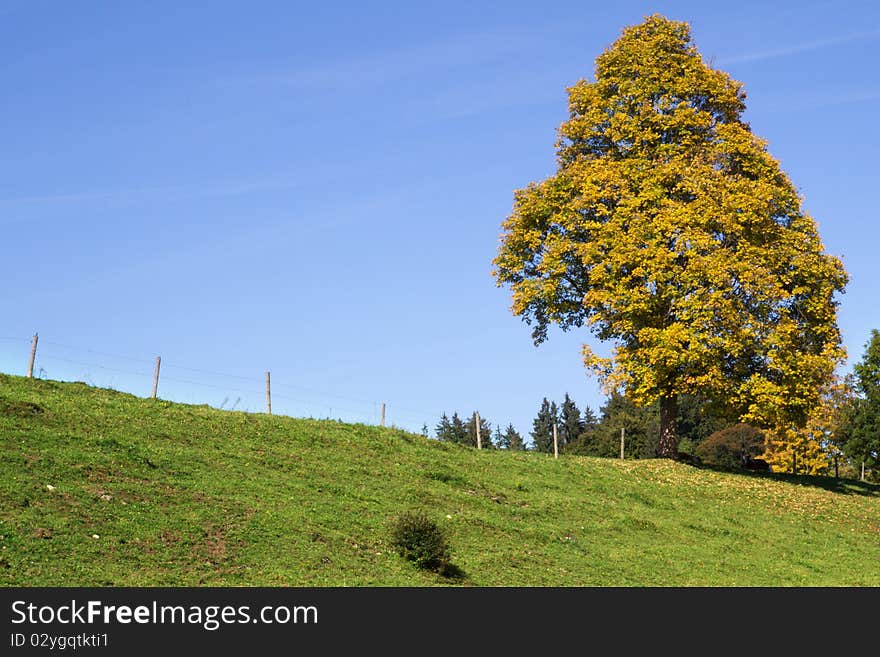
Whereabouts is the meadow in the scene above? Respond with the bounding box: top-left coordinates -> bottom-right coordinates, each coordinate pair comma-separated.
1,373 -> 877,586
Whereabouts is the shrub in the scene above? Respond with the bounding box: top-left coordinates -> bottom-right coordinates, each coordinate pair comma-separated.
390,511 -> 451,574
695,424 -> 766,470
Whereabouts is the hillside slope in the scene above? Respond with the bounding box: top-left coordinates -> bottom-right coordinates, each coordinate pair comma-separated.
1,373 -> 877,586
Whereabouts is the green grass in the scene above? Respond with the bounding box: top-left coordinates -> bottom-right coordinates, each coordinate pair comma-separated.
1,373 -> 878,586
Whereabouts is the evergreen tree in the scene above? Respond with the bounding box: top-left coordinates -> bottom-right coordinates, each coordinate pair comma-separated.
466,412 -> 494,449
839,331 -> 880,479
435,413 -> 453,442
559,393 -> 583,447
531,398 -> 558,453
449,412 -> 468,445
582,405 -> 599,434
436,412 -> 470,445
500,423 -> 525,451
594,392 -> 661,459
493,426 -> 504,449
564,405 -> 600,455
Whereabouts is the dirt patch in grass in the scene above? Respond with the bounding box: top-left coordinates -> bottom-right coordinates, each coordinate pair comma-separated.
0,398 -> 48,418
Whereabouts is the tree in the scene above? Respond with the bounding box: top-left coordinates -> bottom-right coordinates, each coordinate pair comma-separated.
582,405 -> 599,435
762,376 -> 852,475
436,412 -> 468,445
839,331 -> 880,479
466,412 -> 494,449
676,395 -> 732,455
449,412 -> 468,445
593,391 -> 660,459
435,414 -> 452,442
492,15 -> 847,458
565,404 -> 600,454
499,423 -> 526,451
823,375 -> 858,477
695,424 -> 766,470
763,421 -> 830,475
559,393 -> 583,447
531,398 -> 558,453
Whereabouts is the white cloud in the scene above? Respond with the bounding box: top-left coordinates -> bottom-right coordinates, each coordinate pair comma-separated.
718,29 -> 880,64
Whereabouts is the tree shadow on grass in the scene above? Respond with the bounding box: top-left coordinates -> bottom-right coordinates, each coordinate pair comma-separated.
680,459 -> 879,496
757,471 -> 879,496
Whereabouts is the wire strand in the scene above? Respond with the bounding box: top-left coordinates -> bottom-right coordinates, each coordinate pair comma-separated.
14,338 -> 439,430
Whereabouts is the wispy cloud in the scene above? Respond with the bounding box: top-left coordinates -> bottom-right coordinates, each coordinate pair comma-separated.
226,23 -> 562,92
718,29 -> 880,64
0,173 -> 308,209
212,23 -> 576,128
760,91 -> 880,114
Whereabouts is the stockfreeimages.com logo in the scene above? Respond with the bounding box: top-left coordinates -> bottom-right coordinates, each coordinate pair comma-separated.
11,599 -> 317,631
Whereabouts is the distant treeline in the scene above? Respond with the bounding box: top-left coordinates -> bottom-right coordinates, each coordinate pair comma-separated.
431,392 -> 730,459
431,355 -> 880,482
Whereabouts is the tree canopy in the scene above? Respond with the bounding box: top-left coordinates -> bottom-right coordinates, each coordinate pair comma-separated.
492,14 -> 847,457
838,330 -> 880,477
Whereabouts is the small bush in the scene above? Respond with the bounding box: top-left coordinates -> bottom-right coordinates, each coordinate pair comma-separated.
695,424 -> 766,470
390,511 -> 451,574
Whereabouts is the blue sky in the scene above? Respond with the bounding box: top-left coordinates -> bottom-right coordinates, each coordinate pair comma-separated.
2,0 -> 878,441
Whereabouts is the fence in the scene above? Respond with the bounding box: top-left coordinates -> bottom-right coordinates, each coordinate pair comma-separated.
0,333 -> 441,435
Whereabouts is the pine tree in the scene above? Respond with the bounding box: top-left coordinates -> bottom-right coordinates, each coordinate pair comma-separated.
559,393 -> 583,447
582,405 -> 599,435
838,331 -> 880,479
500,423 -> 525,451
594,392 -> 661,459
565,405 -> 600,455
435,413 -> 453,442
466,412 -> 494,449
531,398 -> 557,453
450,412 -> 468,445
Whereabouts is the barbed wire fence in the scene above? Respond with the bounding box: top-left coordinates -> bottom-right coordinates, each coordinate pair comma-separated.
0,333 -> 442,436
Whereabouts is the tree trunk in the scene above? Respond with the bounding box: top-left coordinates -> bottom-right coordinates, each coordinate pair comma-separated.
658,394 -> 678,458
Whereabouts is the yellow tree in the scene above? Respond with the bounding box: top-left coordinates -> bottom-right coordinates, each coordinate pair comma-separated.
492,15 -> 847,457
764,375 -> 856,475
763,422 -> 830,476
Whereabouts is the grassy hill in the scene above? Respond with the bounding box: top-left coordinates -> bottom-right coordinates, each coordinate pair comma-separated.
1,373 -> 877,586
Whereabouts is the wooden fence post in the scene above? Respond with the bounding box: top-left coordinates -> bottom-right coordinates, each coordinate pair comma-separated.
861,461 -> 866,481
553,422 -> 558,459
620,427 -> 625,460
265,371 -> 272,415
151,356 -> 161,399
380,402 -> 385,427
26,333 -> 38,378
476,411 -> 482,450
